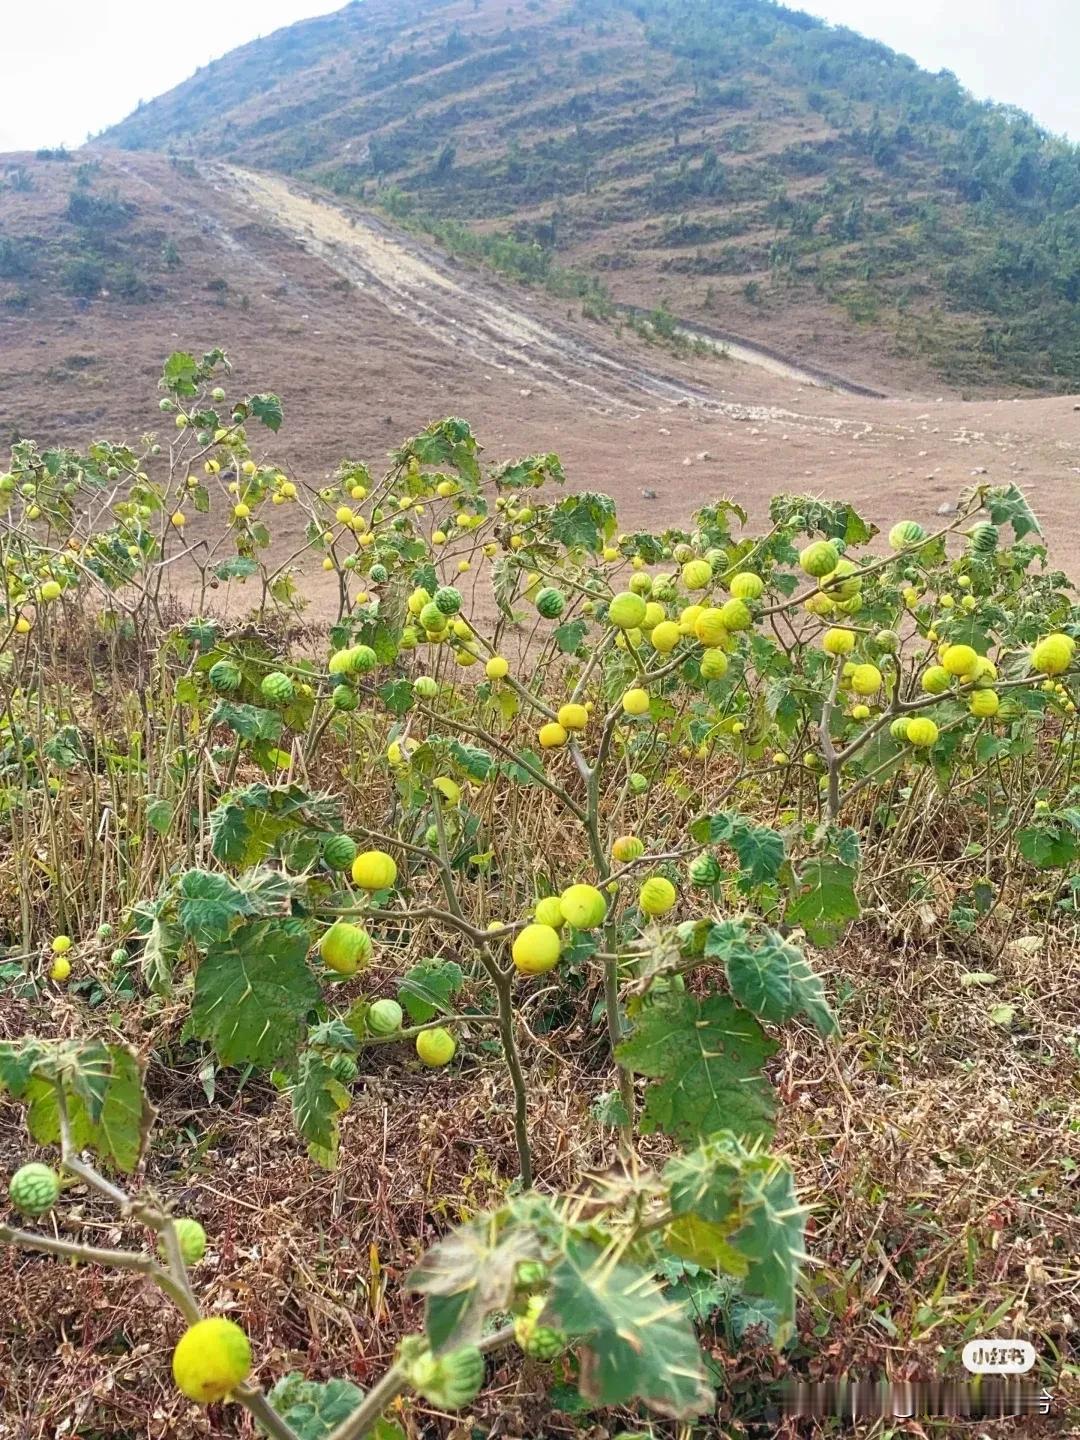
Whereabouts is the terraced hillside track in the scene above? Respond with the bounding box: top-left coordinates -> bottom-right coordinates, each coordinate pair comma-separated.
218,167 -> 882,425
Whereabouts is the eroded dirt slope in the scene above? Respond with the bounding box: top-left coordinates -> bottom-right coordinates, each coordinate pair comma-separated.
1,151 -> 1078,605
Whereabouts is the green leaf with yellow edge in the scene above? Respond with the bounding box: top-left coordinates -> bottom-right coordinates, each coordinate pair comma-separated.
664,1213 -> 749,1275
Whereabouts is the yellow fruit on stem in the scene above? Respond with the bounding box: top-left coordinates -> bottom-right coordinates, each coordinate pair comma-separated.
485,656 -> 509,681
50,956 -> 71,982
1031,633 -> 1075,676
608,592 -> 647,629
822,628 -> 856,656
969,688 -> 1000,718
921,665 -> 950,695
649,620 -> 680,653
351,849 -> 397,890
611,834 -> 644,863
638,875 -> 677,916
534,896 -> 565,928
559,884 -> 607,929
512,924 -> 562,974
416,1027 -> 456,1066
539,722 -> 568,749
906,717 -> 939,747
622,688 -> 650,717
557,703 -> 588,731
172,1317 -> 252,1405
849,663 -> 882,696
321,921 -> 372,975
694,608 -> 727,646
942,644 -> 979,678
700,647 -> 729,681
681,559 -> 713,591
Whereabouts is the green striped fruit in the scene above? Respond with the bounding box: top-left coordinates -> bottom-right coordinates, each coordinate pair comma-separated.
9,1162 -> 60,1216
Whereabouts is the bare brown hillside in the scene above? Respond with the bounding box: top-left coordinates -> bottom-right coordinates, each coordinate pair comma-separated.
1,151 -> 1078,598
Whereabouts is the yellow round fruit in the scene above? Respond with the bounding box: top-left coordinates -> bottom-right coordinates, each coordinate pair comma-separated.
973,657 -> 997,686
608,592 -> 647,629
622,688 -> 650,717
641,601 -> 665,631
969,688 -> 1000,718
849,664 -> 882,696
539,722 -> 568,749
718,598 -> 751,632
728,572 -> 764,600
51,935 -> 72,955
416,1027 -> 457,1066
485,656 -> 509,681
14,616 -> 31,634
638,876 -> 677,916
170,511 -> 186,529
512,924 -> 562,974
649,620 -> 680,653
232,503 -> 250,521
50,956 -> 71,982
321,921 -> 373,975
534,896 -> 565,928
611,834 -> 644,863
602,546 -> 619,562
906,717 -> 940,747
851,704 -> 870,721
694,608 -> 727,646
941,644 -> 979,678
351,849 -> 397,890
823,628 -> 856,658
558,703 -> 589,731
699,647 -> 729,681
681,559 -> 713,591
39,580 -> 62,603
921,665 -> 950,695
1031,633 -> 1075,676
171,1317 -> 252,1405
559,884 -> 607,930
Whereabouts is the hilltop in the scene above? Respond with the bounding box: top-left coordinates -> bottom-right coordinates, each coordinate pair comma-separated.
94,0 -> 1080,394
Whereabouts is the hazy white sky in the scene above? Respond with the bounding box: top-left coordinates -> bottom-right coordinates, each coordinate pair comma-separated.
1,0 -> 1077,153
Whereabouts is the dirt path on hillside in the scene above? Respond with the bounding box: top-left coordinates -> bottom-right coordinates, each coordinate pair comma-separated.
217,166 -> 881,436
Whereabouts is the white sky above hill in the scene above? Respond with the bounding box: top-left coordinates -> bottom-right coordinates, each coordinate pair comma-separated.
1,0 -> 1077,153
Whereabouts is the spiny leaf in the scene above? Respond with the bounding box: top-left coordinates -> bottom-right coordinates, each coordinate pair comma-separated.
408,1217 -> 540,1352
616,989 -> 776,1145
190,920 -> 319,1067
547,1238 -> 713,1418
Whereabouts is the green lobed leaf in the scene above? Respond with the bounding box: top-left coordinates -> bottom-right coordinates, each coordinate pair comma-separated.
616,989 -> 776,1145
689,811 -> 785,888
265,1374 -> 369,1439
785,859 -> 860,948
397,959 -> 464,1024
190,920 -> 320,1067
291,1050 -> 350,1168
178,870 -> 251,944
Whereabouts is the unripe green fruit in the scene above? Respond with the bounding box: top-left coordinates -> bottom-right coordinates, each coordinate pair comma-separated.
367,998 -> 404,1035
628,772 -> 649,794
799,540 -> 839,577
349,644 -> 378,675
328,1053 -> 359,1084
322,833 -> 358,871
419,601 -> 446,631
159,1217 -> 207,1266
889,717 -> 910,742
9,1162 -> 60,1216
535,586 -> 566,619
332,683 -> 358,711
967,522 -> 999,555
874,629 -> 899,652
688,852 -> 722,886
369,563 -> 389,583
406,1345 -> 486,1409
111,947 -> 130,966
260,671 -> 294,704
888,520 -> 925,550
434,586 -> 462,616
413,675 -> 438,699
